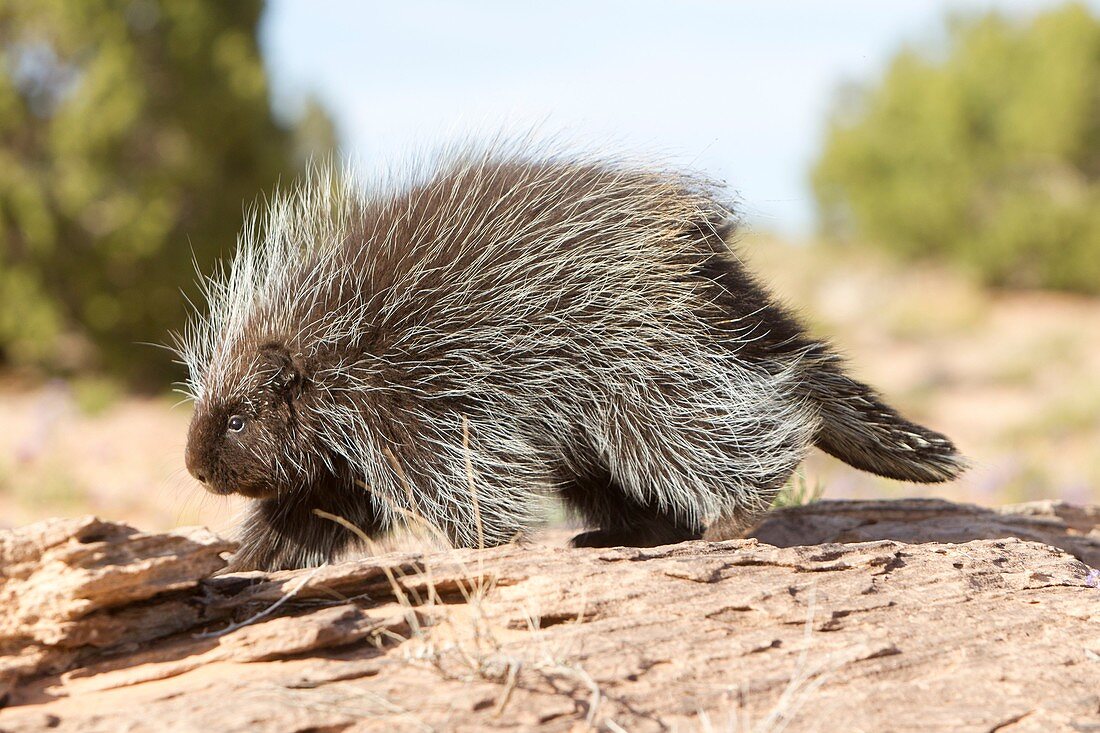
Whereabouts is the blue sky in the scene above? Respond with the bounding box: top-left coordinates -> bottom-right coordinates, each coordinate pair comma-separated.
260,0 -> 1097,236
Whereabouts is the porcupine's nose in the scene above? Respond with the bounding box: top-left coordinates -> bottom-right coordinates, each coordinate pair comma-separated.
184,438 -> 208,485
186,455 -> 207,484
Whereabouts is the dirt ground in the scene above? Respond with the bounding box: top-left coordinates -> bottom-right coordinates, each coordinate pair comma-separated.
1,237 -> 1098,533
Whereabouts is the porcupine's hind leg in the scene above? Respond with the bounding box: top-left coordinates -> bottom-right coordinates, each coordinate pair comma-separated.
559,464 -> 704,548
554,352 -> 813,549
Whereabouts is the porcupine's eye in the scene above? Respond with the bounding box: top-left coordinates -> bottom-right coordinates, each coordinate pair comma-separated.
227,414 -> 246,433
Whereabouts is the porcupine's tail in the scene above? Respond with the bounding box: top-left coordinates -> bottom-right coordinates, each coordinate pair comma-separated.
801,348 -> 967,483
695,220 -> 966,485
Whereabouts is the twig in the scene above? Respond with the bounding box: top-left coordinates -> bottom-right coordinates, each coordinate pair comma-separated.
194,566 -> 322,639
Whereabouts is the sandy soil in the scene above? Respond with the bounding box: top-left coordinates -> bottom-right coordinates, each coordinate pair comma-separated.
1,238 -> 1097,532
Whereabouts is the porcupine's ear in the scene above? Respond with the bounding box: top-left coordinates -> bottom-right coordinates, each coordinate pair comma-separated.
259,343 -> 303,397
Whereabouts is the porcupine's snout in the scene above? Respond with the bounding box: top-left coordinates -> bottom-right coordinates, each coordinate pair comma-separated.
185,453 -> 223,495
184,418 -> 208,484
184,407 -> 273,498
184,452 -> 207,486
185,402 -> 286,499
185,416 -> 233,496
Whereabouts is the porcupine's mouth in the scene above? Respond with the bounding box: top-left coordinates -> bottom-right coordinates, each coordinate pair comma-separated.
231,482 -> 278,500
204,479 -> 275,500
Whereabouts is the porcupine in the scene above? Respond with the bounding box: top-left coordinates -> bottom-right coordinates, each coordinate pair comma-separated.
178,143 -> 966,571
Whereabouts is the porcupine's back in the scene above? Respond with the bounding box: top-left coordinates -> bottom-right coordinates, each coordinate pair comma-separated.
184,145 -> 821,547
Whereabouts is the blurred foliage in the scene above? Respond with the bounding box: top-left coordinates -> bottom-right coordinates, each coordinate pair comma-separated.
771,474 -> 823,509
813,3 -> 1100,294
0,0 -> 334,387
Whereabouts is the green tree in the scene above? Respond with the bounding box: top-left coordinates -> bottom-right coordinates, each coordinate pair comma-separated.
0,0 -> 334,386
813,3 -> 1100,293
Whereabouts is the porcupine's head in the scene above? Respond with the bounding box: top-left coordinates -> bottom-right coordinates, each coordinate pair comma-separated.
176,165 -> 367,501
182,339 -> 315,499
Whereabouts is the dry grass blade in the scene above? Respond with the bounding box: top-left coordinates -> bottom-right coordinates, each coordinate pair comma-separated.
461,414 -> 486,551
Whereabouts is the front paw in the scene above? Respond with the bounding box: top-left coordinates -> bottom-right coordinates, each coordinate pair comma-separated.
570,529 -> 619,548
